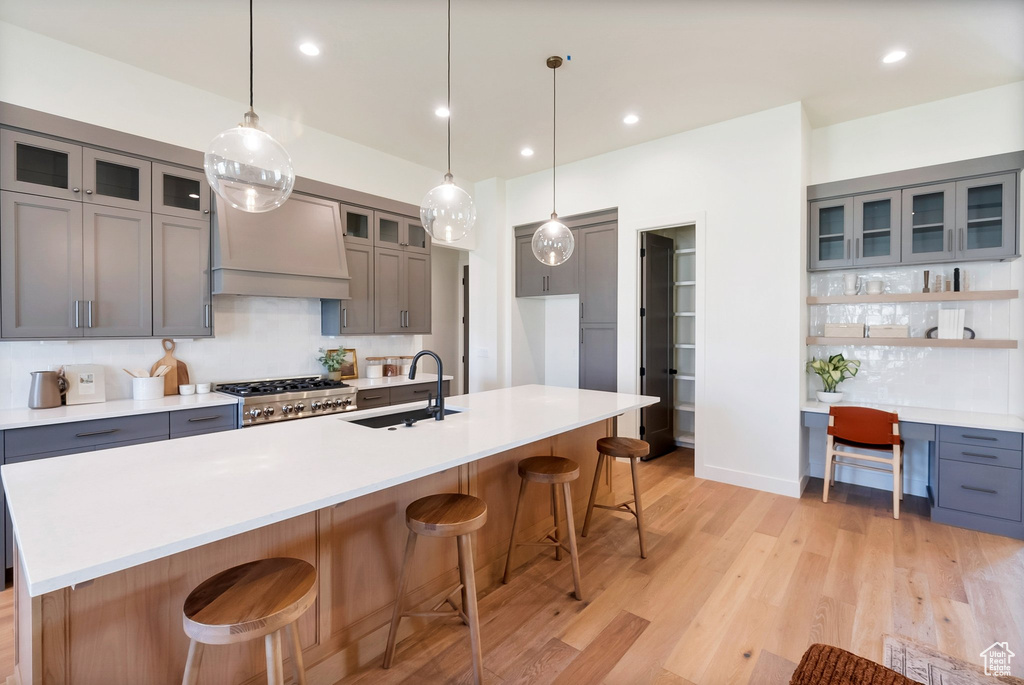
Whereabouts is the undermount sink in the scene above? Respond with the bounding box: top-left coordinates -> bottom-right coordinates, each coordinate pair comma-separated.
347,407 -> 463,429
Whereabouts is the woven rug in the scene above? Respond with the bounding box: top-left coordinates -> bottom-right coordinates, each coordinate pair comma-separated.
883,635 -> 1024,685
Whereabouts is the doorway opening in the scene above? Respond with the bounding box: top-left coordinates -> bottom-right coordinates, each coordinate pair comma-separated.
640,224 -> 696,460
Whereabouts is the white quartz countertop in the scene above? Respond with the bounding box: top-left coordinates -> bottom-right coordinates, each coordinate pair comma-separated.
801,401 -> 1024,434
344,374 -> 453,390
3,385 -> 656,596
0,393 -> 238,431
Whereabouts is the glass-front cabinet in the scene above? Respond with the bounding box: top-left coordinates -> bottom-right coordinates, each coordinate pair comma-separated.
853,190 -> 901,267
955,173 -> 1017,260
900,182 -> 956,264
0,130 -> 83,201
340,203 -> 373,246
809,197 -> 853,269
374,212 -> 430,254
152,163 -> 210,219
83,148 -> 151,212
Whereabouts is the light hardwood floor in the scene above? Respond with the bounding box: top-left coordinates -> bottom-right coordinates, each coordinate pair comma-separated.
1,449 -> 1021,684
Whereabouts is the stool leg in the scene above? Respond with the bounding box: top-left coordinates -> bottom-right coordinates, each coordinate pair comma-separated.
551,483 -> 563,561
582,452 -> 606,538
286,621 -> 307,685
503,478 -> 528,584
181,639 -> 203,685
265,630 -> 284,685
383,529 -> 418,668
561,481 -> 584,601
629,457 -> 648,559
457,533 -> 484,685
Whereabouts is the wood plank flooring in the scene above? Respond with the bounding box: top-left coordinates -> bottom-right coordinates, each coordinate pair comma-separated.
1,448 -> 1021,684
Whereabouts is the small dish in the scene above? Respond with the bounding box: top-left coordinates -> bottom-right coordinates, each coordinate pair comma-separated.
195,383 -> 211,394
179,384 -> 196,396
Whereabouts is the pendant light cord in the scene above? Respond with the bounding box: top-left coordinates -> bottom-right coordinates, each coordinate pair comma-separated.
249,0 -> 254,109
447,0 -> 452,175
552,62 -> 557,216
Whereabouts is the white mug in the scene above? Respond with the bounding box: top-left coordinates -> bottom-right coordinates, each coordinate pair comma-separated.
866,280 -> 884,295
843,273 -> 859,295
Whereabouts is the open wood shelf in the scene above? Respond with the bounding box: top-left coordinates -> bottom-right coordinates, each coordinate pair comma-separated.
806,336 -> 1017,349
806,289 -> 1018,305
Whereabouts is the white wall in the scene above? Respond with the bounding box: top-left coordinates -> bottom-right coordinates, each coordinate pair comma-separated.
467,178 -> 510,392
543,296 -> 579,388
422,246 -> 462,392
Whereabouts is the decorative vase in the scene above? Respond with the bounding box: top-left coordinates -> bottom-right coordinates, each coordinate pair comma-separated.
327,370 -> 342,381
816,391 -> 843,404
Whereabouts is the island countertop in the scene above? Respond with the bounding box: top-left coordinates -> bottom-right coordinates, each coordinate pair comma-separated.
3,384 -> 656,597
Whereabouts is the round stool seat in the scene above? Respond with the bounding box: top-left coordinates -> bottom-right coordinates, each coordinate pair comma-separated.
518,456 -> 580,484
406,493 -> 487,537
183,557 -> 317,646
597,437 -> 650,460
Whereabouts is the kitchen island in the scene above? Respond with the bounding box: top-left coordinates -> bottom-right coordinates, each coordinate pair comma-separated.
3,384 -> 656,685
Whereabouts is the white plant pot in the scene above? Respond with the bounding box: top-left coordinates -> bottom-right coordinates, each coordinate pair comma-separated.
816,391 -> 844,404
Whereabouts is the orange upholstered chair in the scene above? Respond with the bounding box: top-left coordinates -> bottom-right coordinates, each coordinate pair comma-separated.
824,406 -> 904,519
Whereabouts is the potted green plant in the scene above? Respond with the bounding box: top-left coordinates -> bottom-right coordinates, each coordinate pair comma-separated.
317,348 -> 348,381
806,353 -> 860,404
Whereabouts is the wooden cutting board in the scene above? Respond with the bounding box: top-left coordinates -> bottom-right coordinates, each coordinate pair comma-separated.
151,339 -> 189,396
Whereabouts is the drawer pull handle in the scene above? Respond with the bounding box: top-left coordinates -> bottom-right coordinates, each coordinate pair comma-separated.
412,389 -> 429,394
362,395 -> 383,400
962,435 -> 998,441
187,416 -> 221,423
960,485 -> 997,495
962,452 -> 997,459
75,428 -> 119,438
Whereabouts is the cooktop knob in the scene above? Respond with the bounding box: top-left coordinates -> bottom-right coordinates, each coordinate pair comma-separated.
248,408 -> 262,419
342,398 -> 353,406
264,406 -> 275,416
332,399 -> 343,408
311,401 -> 322,411
295,403 -> 305,412
281,404 -> 293,414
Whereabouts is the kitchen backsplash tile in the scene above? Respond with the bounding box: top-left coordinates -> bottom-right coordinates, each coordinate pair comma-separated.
0,297 -> 419,409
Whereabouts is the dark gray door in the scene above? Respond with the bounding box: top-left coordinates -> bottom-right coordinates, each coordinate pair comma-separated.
515,234 -> 547,297
901,183 -> 955,264
374,247 -> 404,333
341,242 -> 374,334
546,229 -> 579,295
153,215 -> 211,337
641,233 -> 675,459
809,198 -> 853,269
955,173 -> 1017,261
580,324 -> 617,392
852,190 -> 901,267
404,252 -> 431,333
82,205 -> 152,337
578,222 -> 618,392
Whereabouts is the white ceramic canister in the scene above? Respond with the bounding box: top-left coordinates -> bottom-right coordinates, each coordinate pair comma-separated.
132,377 -> 165,400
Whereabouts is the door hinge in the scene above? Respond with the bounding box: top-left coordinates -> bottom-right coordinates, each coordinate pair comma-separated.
640,247 -> 646,258
640,307 -> 646,317
640,367 -> 646,377
639,425 -> 646,438
462,316 -> 465,324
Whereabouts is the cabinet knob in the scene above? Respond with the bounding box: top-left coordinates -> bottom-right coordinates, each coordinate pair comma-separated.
72,187 -> 80,193
203,210 -> 210,215
85,189 -> 93,195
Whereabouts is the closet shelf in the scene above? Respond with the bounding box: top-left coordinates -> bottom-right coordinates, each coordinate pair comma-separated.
806,336 -> 1017,349
675,403 -> 695,412
806,289 -> 1018,305
675,248 -> 696,255
674,312 -> 696,317
675,431 -> 695,446
674,281 -> 696,286
675,374 -> 696,381
674,343 -> 695,349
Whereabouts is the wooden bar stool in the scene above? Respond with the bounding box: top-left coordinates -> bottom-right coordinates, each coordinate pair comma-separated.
181,557 -> 317,685
384,493 -> 487,684
503,456 -> 584,601
582,437 -> 650,558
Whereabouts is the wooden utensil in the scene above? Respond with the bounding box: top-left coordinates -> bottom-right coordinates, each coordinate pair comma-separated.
123,368 -> 138,378
151,339 -> 189,395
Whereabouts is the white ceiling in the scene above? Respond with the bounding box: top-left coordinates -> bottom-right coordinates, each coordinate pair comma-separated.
2,0 -> 1022,181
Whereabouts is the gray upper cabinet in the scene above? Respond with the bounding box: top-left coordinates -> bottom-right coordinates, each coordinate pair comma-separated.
82,205 -> 153,337
152,163 -> 210,220
404,252 -> 431,333
809,198 -> 853,269
547,229 -> 580,295
321,241 -> 374,336
1,191 -> 84,338
340,204 -> 373,247
852,190 -> 901,267
374,247 -> 404,334
83,148 -> 151,212
0,130 -> 83,201
955,173 -> 1017,261
404,217 -> 430,254
374,212 -> 430,254
153,215 -> 212,337
901,182 -> 955,264
514,229 -> 579,297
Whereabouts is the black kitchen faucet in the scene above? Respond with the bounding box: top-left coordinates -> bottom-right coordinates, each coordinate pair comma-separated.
408,350 -> 445,420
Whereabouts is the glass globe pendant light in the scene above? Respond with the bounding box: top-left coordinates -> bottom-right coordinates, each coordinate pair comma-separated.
204,0 -> 295,213
532,56 -> 574,266
419,0 -> 476,243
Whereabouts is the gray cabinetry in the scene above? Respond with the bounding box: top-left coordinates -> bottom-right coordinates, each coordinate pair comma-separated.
356,388 -> 391,409
0,130 -> 83,201
83,205 -> 152,337
0,191 -> 84,338
901,182 -> 955,264
169,405 -> 236,438
404,252 -> 431,334
82,148 -> 151,212
852,190 -> 901,267
373,248 -> 431,334
578,223 -> 618,392
955,173 -> 1017,261
809,198 -> 853,269
514,230 -> 579,297
321,241 -> 374,336
355,381 -> 451,412
152,163 -> 210,220
374,212 -> 430,254
153,215 -> 212,337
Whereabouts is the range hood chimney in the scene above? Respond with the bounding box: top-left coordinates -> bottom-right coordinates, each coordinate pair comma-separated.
212,193 -> 350,299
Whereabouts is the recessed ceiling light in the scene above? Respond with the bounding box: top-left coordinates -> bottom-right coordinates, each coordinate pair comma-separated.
299,42 -> 320,56
882,50 -> 907,64
435,106 -> 450,118
623,113 -> 640,125
520,147 -> 534,157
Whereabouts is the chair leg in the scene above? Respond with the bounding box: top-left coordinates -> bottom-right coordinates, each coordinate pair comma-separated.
823,437 -> 834,503
899,453 -> 905,501
561,481 -> 584,601
457,534 -> 484,685
286,621 -> 307,685
582,452 -> 605,538
182,639 -> 204,685
383,529 -> 418,669
265,630 -> 284,685
892,449 -> 901,520
503,478 -> 528,584
629,457 -> 648,559
551,483 -> 562,561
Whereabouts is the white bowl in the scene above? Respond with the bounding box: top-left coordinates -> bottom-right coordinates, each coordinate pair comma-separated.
179,384 -> 196,396
195,383 -> 211,394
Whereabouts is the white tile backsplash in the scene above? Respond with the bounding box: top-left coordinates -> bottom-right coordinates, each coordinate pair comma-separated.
807,261 -> 1020,414
0,296 -> 420,409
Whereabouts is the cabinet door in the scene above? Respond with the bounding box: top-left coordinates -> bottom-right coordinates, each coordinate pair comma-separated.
579,224 -> 617,324
338,242 -> 375,334
82,205 -> 152,337
404,252 -> 432,333
403,216 -> 431,254
547,228 -> 580,295
153,215 -> 212,337
515,234 -> 547,297
1,191 -> 84,338
374,247 -> 404,333
809,198 -> 853,269
0,129 -> 83,201
340,203 -> 373,247
374,212 -> 404,250
83,148 -> 151,212
955,173 -> 1018,260
152,163 -> 210,220
580,324 -> 617,392
901,183 -> 955,264
853,190 -> 901,266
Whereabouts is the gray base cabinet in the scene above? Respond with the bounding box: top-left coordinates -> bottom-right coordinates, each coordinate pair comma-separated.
355,380 -> 451,411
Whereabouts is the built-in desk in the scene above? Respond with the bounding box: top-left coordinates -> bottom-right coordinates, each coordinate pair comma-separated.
802,402 -> 1024,540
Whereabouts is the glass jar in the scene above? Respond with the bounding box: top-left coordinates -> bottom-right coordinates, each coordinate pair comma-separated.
365,357 -> 385,379
384,356 -> 401,377
400,356 -> 414,375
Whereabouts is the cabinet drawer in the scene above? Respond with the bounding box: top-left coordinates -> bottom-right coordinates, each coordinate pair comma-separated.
938,426 -> 1022,451
4,413 -> 169,458
356,389 -> 391,409
390,383 -> 437,405
939,442 -> 1022,470
169,405 -> 237,438
938,459 -> 1022,522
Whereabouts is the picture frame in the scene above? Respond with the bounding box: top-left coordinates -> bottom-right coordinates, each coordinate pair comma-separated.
339,348 -> 358,379
64,364 -> 106,405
